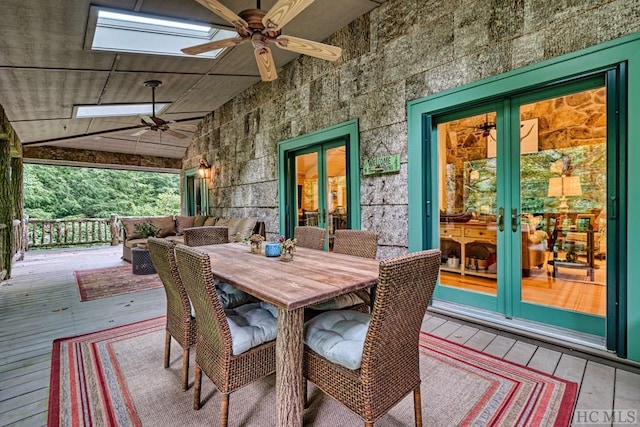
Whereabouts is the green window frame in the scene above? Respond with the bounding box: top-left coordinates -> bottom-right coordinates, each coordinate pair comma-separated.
277,119 -> 361,238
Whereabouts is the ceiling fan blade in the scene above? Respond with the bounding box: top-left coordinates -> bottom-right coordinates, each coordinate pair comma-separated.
170,123 -> 198,132
164,128 -> 189,139
254,47 -> 278,81
131,128 -> 150,137
181,37 -> 248,55
195,0 -> 248,30
262,0 -> 314,32
275,35 -> 342,61
140,115 -> 155,126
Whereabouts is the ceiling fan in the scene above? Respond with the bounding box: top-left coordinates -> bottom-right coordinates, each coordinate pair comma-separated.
131,80 -> 192,140
181,0 -> 342,81
475,114 -> 496,138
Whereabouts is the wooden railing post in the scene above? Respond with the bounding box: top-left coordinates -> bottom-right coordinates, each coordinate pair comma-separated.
22,215 -> 29,252
110,214 -> 119,246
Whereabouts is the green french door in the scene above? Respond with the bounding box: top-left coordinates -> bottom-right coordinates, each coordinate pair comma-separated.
184,168 -> 208,216
285,140 -> 349,248
432,73 -> 616,337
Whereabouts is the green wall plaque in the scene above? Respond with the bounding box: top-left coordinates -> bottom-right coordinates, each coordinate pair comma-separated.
362,154 -> 400,175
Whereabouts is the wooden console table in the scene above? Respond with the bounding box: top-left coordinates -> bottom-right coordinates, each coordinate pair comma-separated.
440,222 -> 497,279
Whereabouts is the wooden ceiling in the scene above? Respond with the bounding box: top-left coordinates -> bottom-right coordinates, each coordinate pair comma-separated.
0,0 -> 383,169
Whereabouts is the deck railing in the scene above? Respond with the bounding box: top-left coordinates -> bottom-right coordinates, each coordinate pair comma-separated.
0,223 -> 6,280
27,214 -> 120,249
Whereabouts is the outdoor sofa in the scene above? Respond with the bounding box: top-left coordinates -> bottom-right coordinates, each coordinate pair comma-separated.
120,215 -> 264,262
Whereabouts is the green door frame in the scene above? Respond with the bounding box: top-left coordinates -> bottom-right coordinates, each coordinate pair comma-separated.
277,119 -> 361,239
183,167 -> 208,216
408,33 -> 638,357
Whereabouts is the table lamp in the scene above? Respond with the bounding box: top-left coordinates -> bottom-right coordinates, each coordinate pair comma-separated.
548,175 -> 582,211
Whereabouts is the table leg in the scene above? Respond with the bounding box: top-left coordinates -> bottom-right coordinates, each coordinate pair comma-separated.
276,307 -> 305,427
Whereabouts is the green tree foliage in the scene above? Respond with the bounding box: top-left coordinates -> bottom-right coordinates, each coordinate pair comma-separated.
23,164 -> 180,219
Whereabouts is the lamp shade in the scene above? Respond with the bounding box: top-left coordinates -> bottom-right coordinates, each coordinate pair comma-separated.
547,175 -> 582,197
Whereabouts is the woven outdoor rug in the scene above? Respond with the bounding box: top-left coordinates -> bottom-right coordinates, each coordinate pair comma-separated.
74,265 -> 163,301
48,317 -> 577,426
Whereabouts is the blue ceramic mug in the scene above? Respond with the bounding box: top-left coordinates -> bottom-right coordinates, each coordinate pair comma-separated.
265,242 -> 281,257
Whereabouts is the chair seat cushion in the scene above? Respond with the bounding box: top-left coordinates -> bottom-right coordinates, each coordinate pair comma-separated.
189,281 -> 254,317
215,280 -> 253,309
226,302 -> 278,355
309,292 -> 365,311
304,310 -> 370,370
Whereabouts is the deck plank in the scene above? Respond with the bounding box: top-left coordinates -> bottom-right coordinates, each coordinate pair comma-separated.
573,361 -> 615,412
527,346 -> 562,374
614,369 -> 640,413
463,329 -> 497,351
482,335 -> 516,358
503,341 -> 537,366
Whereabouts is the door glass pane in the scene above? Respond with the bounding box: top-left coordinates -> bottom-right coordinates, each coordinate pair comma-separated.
326,146 -> 347,247
437,112 -> 498,296
296,152 -> 319,227
519,87 -> 607,316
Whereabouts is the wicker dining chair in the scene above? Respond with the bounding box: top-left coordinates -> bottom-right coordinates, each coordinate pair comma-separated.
294,226 -> 326,250
174,244 -> 277,426
308,229 -> 378,313
303,249 -> 442,427
147,237 -> 196,391
183,226 -> 229,247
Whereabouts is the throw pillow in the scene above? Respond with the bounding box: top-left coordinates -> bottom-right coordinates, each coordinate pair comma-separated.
203,216 -> 218,226
193,215 -> 208,227
151,216 -> 176,238
133,221 -> 158,238
215,217 -> 230,227
175,216 -> 195,235
234,217 -> 258,242
121,218 -> 149,240
226,218 -> 244,242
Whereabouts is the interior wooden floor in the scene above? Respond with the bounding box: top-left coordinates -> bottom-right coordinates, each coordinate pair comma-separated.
0,246 -> 638,426
440,256 -> 607,316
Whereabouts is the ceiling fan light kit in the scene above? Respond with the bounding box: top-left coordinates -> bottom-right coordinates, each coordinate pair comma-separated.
183,0 -> 342,81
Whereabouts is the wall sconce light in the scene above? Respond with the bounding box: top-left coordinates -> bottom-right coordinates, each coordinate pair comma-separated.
198,158 -> 213,185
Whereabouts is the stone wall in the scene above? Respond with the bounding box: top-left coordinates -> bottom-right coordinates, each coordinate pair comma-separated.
184,0 -> 640,259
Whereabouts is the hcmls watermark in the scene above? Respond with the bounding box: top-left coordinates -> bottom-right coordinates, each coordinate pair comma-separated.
573,409 -> 638,425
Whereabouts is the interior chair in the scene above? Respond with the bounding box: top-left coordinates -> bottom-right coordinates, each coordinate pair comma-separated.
294,226 -> 326,250
521,223 -> 548,277
147,237 -> 196,391
174,244 -> 277,426
309,229 -> 378,313
303,249 -> 442,427
183,225 -> 229,247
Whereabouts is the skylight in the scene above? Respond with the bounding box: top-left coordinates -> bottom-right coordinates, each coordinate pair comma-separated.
86,6 -> 236,59
74,103 -> 170,119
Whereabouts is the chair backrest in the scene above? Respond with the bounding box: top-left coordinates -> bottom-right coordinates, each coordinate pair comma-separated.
174,244 -> 233,356
361,249 -> 441,379
332,229 -> 377,259
147,238 -> 193,342
294,226 -> 326,250
183,226 -> 229,247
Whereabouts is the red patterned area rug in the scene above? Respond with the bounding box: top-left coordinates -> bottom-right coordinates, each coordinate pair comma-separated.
74,265 -> 162,301
48,317 -> 577,426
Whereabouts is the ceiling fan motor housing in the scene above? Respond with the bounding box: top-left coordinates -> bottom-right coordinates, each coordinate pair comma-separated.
237,9 -> 281,39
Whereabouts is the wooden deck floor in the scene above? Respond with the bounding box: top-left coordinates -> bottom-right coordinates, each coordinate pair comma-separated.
1,245 -> 639,426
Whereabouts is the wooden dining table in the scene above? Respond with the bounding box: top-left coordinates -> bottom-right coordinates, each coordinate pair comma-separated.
197,242 -> 380,427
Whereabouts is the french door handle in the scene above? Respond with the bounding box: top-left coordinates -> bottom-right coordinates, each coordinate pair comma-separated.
511,208 -> 520,232
498,207 -> 504,231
